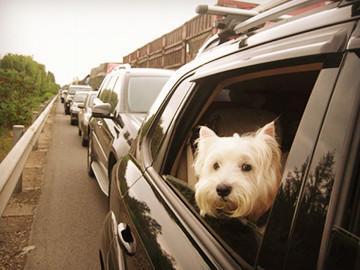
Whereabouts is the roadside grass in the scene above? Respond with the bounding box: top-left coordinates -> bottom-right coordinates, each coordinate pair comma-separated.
0,127 -> 13,162
0,95 -> 55,162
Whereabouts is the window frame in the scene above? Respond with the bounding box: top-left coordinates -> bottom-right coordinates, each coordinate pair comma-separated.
140,74 -> 196,170
147,55 -> 339,269
315,51 -> 360,270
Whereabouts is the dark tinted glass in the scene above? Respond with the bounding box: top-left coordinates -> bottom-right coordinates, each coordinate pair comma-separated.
99,75 -> 118,105
284,52 -> 360,270
325,228 -> 360,270
257,66 -> 340,270
149,78 -> 193,160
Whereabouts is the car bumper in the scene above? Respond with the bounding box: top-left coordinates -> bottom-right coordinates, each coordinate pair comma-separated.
71,111 -> 79,120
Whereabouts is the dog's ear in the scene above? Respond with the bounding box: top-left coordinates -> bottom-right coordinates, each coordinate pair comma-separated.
257,121 -> 276,138
199,126 -> 217,139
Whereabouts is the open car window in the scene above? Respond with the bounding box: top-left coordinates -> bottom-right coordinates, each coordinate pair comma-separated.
157,60 -> 326,267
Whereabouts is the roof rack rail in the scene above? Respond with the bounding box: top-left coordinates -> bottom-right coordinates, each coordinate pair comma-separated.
234,0 -> 325,34
196,5 -> 258,40
196,5 -> 258,18
196,0 -> 330,56
195,1 -> 293,47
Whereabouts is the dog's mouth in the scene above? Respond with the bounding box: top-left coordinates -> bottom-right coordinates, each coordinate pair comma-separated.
215,199 -> 237,216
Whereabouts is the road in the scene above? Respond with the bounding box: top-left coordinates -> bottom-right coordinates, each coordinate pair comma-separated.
24,100 -> 108,270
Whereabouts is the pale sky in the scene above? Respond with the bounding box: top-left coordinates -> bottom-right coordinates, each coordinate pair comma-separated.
0,0 -> 265,85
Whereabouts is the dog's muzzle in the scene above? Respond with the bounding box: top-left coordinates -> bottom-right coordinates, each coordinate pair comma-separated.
216,184 -> 232,198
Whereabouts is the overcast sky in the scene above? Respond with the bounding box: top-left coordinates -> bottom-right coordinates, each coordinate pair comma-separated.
0,0 -> 265,85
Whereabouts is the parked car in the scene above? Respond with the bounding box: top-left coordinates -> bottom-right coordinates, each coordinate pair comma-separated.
64,84 -> 92,114
100,1 -> 360,270
69,91 -> 89,125
78,91 -> 98,146
87,65 -> 174,195
60,87 -> 68,103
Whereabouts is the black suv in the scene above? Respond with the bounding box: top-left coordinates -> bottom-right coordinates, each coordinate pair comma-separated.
100,1 -> 360,270
87,65 -> 173,195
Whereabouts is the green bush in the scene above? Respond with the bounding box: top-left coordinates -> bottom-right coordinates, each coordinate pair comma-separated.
0,53 -> 59,128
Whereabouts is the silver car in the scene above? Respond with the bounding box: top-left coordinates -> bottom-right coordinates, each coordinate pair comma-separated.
88,66 -> 174,195
69,91 -> 89,125
64,84 -> 92,114
78,91 -> 98,146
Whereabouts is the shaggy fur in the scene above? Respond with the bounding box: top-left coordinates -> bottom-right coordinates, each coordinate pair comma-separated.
194,122 -> 281,221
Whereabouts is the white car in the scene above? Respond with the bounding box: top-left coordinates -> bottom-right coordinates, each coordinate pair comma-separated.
69,91 -> 90,125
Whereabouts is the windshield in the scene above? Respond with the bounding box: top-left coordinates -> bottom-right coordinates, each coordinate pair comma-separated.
74,93 -> 87,102
69,86 -> 92,95
127,76 -> 170,113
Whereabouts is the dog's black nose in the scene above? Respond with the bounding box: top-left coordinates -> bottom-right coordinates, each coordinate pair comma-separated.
216,184 -> 232,198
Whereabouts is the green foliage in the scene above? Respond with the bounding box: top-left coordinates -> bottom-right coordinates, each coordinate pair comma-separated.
0,53 -> 59,128
0,127 -> 12,162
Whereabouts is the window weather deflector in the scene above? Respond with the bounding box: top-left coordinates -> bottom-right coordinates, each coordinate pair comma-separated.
191,23 -> 350,82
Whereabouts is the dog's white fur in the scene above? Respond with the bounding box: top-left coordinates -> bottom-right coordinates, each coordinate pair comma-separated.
194,122 -> 281,221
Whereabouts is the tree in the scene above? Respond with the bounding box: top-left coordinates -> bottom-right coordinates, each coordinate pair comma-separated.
0,53 -> 59,127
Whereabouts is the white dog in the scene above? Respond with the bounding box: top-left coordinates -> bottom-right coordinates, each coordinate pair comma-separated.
194,121 -> 281,221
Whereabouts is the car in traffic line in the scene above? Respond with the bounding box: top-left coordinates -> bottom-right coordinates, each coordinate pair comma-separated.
60,86 -> 68,103
99,1 -> 360,270
69,91 -> 89,125
64,84 -> 92,114
78,91 -> 98,146
87,65 -> 174,196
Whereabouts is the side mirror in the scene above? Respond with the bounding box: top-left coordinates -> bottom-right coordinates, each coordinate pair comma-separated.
92,98 -> 112,118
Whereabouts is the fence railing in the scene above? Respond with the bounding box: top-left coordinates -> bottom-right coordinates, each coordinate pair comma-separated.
0,95 -> 57,215
123,13 -> 217,69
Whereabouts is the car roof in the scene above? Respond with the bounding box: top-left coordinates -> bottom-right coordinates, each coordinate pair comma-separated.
111,67 -> 175,77
69,84 -> 92,89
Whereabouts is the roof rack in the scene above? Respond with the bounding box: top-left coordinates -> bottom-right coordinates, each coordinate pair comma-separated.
195,0 -> 330,55
234,0 -> 326,34
196,1 -> 294,36
195,0 -> 296,49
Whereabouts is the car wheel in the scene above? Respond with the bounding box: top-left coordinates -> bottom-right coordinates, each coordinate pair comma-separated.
87,133 -> 95,177
70,116 -> 76,125
81,136 -> 88,147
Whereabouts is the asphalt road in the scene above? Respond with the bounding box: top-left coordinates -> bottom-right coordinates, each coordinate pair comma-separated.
24,100 -> 108,270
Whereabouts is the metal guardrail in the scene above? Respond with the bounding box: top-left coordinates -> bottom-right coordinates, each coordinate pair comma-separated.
0,95 -> 58,215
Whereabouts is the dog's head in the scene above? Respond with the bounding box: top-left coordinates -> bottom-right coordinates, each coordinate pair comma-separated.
194,122 -> 281,220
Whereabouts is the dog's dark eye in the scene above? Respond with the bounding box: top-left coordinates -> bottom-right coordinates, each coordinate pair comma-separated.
241,163 -> 252,172
213,162 -> 220,170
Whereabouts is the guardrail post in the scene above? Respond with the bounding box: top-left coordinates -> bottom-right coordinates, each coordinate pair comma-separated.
32,111 -> 39,150
13,125 -> 25,193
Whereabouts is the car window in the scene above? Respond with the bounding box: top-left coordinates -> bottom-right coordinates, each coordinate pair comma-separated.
69,86 -> 91,95
98,75 -> 118,112
127,76 -> 170,113
157,58 -> 336,267
148,77 -> 194,162
323,121 -> 360,270
300,52 -> 360,270
73,93 -> 87,102
87,94 -> 97,108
